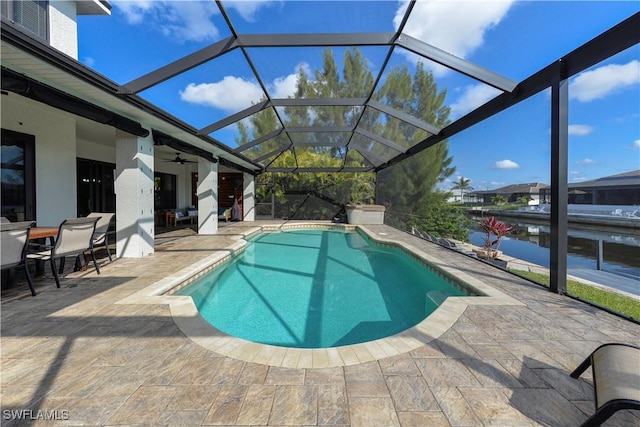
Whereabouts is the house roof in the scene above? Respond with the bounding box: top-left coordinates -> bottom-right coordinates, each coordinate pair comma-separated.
469,182 -> 548,195
567,170 -> 640,189
1,4 -> 638,174
76,1 -> 112,16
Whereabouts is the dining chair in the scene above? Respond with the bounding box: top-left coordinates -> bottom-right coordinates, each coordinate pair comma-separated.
27,217 -> 100,288
1,221 -> 37,296
87,212 -> 115,262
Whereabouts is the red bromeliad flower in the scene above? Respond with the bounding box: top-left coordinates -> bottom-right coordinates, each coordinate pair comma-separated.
479,216 -> 513,254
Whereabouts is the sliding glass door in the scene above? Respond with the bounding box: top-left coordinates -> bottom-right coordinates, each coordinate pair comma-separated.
1,129 -> 35,221
76,158 -> 116,217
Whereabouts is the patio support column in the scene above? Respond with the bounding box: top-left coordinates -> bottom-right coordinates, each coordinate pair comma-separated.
549,59 -> 569,294
243,173 -> 255,221
115,130 -> 154,258
197,158 -> 218,234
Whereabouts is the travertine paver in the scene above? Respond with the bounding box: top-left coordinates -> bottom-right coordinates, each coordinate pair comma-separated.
1,222 -> 639,426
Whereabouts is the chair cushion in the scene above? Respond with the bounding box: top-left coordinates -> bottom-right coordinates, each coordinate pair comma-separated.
593,344 -> 640,407
26,249 -> 53,260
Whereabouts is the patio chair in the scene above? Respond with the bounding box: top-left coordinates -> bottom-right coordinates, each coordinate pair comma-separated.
27,217 -> 100,288
623,209 -> 639,218
611,208 -> 623,216
1,221 -> 37,296
570,343 -> 640,427
0,216 -> 10,223
87,212 -> 114,262
435,237 -> 478,257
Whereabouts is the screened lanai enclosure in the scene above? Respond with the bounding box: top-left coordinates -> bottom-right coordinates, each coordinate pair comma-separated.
3,1 -> 639,306
102,1 -> 639,296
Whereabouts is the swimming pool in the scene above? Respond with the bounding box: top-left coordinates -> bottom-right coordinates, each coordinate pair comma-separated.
176,228 -> 477,348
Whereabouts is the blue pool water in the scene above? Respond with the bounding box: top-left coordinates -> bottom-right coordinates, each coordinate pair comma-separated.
177,229 -> 473,348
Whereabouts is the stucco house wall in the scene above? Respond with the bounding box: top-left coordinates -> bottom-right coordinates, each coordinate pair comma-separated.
2,94 -> 77,226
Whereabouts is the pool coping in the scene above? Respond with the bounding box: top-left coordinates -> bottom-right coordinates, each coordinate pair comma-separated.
117,223 -> 523,369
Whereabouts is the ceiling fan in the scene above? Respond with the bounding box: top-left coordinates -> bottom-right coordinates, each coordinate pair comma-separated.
163,152 -> 196,164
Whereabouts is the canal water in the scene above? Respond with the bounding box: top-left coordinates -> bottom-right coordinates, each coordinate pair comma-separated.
468,215 -> 640,278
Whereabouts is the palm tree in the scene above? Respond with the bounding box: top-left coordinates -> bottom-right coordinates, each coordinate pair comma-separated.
451,177 -> 474,204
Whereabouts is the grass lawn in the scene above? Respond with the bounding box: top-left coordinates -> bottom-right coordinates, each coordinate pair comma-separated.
511,269 -> 640,321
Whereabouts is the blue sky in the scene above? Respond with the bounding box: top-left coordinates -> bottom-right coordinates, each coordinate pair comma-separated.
78,1 -> 640,191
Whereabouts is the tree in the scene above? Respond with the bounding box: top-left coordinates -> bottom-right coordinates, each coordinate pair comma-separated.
492,195 -> 507,205
452,177 -> 474,204
235,49 -> 458,224
376,62 -> 455,216
518,195 -> 532,205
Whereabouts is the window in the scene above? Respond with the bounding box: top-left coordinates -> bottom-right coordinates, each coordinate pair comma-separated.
1,129 -> 36,221
77,158 -> 116,217
1,1 -> 48,41
154,172 -> 176,210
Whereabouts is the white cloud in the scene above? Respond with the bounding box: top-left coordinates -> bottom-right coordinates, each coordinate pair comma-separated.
113,0 -> 220,42
271,73 -> 298,99
180,76 -> 265,112
494,159 -> 519,169
576,158 -> 596,165
450,84 -> 501,118
568,124 -> 594,136
180,63 -> 309,112
570,60 -> 640,102
113,0 -> 278,41
270,63 -> 310,99
224,1 -> 278,22
394,0 -> 514,75
113,0 -> 154,25
83,56 -> 95,67
633,139 -> 640,149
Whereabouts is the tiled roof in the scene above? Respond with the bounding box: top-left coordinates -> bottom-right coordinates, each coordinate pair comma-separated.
469,182 -> 548,195
568,170 -> 640,188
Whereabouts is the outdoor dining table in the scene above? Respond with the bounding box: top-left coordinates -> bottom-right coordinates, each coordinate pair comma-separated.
29,226 -> 58,242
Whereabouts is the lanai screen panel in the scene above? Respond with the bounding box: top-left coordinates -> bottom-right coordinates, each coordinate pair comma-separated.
226,1 -> 398,34
71,1 -> 638,174
138,49 -> 266,131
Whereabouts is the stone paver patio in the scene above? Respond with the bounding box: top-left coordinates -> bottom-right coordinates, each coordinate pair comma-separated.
1,221 -> 639,426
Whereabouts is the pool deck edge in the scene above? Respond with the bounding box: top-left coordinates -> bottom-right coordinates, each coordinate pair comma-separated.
117,222 -> 524,368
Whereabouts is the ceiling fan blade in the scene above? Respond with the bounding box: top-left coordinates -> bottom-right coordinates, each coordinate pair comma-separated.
160,153 -> 196,164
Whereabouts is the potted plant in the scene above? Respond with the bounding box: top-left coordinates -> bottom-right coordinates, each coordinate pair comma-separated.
473,216 -> 512,267
344,173 -> 386,224
345,203 -> 386,224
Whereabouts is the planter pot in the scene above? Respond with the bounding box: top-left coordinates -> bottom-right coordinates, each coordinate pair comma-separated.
472,248 -> 503,260
345,204 -> 385,225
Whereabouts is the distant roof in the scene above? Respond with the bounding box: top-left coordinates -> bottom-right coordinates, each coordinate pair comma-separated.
470,182 -> 548,195
568,170 -> 640,189
76,1 -> 111,16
